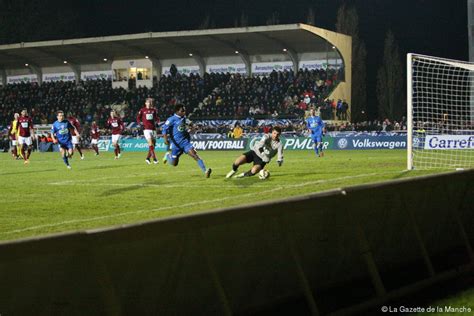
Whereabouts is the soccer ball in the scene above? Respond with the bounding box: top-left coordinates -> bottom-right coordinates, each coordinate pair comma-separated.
258,169 -> 270,180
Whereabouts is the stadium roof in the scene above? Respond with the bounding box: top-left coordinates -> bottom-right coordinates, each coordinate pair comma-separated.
0,24 -> 350,68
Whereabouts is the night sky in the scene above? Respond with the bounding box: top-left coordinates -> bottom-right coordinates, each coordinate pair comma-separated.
74,0 -> 468,60
1,0 -> 469,118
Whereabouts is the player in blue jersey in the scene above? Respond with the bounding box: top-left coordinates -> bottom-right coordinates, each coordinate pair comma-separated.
51,110 -> 80,169
162,104 -> 212,177
306,107 -> 326,157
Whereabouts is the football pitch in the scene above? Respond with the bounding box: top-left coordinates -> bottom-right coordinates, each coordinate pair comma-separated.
0,149 -> 443,242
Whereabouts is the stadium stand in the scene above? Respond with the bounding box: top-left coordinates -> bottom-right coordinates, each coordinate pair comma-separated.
0,68 -> 345,128
0,79 -> 125,126
0,24 -> 354,129
0,74 -> 406,145
0,69 -> 407,152
0,23 -> 373,151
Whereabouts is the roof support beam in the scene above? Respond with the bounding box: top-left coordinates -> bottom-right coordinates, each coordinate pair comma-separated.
0,68 -> 6,85
69,63 -> 81,83
161,38 -> 206,76
237,52 -> 251,77
28,64 -> 43,85
0,53 -> 42,84
255,33 -> 299,72
0,51 -> 39,68
206,35 -> 251,76
286,49 -> 299,73
0,51 -> 44,84
159,38 -> 188,56
72,44 -> 113,80
30,47 -> 65,64
73,44 -> 110,61
190,54 -> 205,76
30,47 -> 81,83
150,58 -> 162,79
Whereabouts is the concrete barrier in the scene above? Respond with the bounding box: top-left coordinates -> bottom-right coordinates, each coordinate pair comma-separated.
0,170 -> 472,315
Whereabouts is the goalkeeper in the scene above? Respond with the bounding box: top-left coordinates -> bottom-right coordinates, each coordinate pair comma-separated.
226,126 -> 283,178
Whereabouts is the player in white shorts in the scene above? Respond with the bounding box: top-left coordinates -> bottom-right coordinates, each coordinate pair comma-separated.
17,109 -> 36,164
106,110 -> 124,159
68,115 -> 84,159
137,98 -> 160,164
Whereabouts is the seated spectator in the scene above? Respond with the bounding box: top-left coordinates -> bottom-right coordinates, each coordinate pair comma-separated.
303,94 -> 311,105
46,133 -> 53,143
232,124 -> 243,139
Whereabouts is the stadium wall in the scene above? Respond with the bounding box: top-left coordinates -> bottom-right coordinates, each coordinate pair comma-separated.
6,68 -> 32,76
0,170 -> 472,315
204,56 -> 245,65
250,54 -> 293,63
299,52 -> 339,62
204,56 -> 247,74
161,58 -> 201,69
80,63 -> 112,72
41,66 -> 75,74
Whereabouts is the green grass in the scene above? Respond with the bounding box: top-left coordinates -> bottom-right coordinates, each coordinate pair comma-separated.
0,149 -> 443,241
412,287 -> 474,315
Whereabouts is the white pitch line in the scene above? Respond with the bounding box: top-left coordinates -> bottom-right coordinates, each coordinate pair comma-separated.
49,182 -> 272,188
48,166 -> 229,185
1,170 -> 403,236
49,171 -> 399,188
1,186 -> 284,235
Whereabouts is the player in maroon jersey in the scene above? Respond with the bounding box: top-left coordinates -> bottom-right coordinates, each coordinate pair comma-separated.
17,109 -> 35,164
8,113 -> 20,159
90,121 -> 100,155
137,97 -> 160,164
68,115 -> 84,159
106,110 -> 124,159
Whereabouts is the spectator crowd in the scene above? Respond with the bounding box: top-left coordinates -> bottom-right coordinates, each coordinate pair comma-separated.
0,67 -> 427,140
3,69 -> 472,150
0,68 -> 345,130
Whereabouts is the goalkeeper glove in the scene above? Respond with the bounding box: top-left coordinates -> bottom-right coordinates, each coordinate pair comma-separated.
277,160 -> 283,167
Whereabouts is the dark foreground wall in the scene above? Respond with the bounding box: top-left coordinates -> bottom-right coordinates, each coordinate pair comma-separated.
0,170 -> 473,315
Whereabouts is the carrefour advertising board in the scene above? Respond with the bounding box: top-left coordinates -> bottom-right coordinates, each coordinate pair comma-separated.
423,135 -> 474,150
